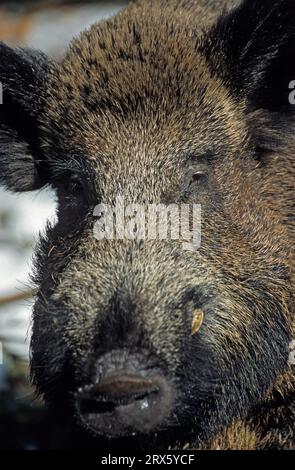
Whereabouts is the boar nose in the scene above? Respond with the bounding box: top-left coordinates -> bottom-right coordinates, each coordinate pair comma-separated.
78,373 -> 161,417
76,351 -> 173,437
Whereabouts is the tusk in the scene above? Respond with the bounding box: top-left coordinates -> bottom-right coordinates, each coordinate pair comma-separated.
191,309 -> 204,335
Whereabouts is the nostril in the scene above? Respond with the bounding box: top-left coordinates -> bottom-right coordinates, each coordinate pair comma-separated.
79,399 -> 117,414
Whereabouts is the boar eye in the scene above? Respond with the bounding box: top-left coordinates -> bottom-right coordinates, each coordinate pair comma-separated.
182,162 -> 209,198
189,171 -> 208,186
187,166 -> 209,190
65,174 -> 85,197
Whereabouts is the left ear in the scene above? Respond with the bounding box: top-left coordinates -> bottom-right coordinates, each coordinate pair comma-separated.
0,43 -> 51,192
204,0 -> 295,115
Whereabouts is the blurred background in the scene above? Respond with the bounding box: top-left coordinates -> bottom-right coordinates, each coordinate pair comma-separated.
0,0 -> 127,449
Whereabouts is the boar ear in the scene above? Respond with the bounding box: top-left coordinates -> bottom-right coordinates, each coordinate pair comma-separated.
205,0 -> 295,113
0,43 -> 50,192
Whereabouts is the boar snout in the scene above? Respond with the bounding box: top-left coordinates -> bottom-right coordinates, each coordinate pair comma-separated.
75,350 -> 173,437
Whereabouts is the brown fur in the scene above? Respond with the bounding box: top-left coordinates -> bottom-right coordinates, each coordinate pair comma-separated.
38,0 -> 295,448
1,0 -> 294,449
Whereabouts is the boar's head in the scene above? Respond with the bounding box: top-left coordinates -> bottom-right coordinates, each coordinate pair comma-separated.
0,0 -> 294,445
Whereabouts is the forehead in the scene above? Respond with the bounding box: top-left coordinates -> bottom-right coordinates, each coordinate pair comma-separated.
44,9 -> 247,166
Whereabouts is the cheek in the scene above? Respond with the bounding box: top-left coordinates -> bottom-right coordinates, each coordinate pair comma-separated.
34,210 -> 93,300
55,195 -> 90,234
30,299 -> 69,398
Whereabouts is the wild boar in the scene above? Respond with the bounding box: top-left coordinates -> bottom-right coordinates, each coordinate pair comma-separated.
0,0 -> 294,450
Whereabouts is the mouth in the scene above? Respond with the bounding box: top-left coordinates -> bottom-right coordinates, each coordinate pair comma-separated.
74,353 -> 173,437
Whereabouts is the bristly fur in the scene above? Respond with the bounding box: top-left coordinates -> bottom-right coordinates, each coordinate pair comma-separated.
0,44 -> 50,191
0,0 -> 295,449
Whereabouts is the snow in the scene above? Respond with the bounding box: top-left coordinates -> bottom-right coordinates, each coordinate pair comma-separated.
0,188 -> 57,358
25,3 -> 124,57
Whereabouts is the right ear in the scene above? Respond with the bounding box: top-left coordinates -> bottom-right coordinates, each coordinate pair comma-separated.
0,43 -> 51,192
